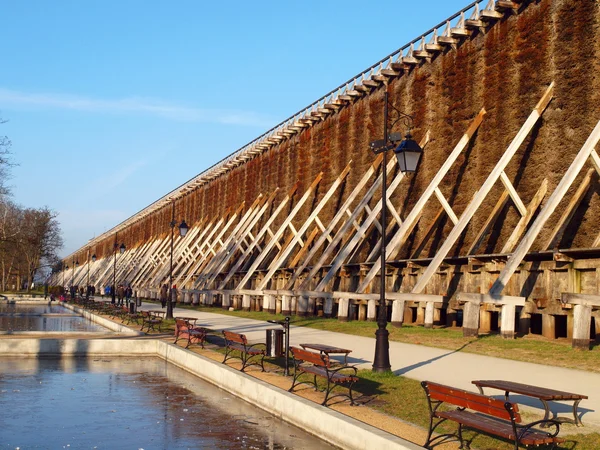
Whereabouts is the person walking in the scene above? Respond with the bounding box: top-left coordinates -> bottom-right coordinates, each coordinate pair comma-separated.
171,284 -> 179,306
160,283 -> 168,308
125,285 -> 134,312
117,284 -> 125,306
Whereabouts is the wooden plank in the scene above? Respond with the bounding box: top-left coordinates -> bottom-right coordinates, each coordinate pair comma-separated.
457,292 -> 525,306
198,190 -> 279,288
412,84 -> 553,294
561,293 -> 600,307
313,157 -> 407,291
196,192 -> 272,288
257,163 -> 351,290
235,173 -> 323,290
411,207 -> 445,259
544,168 -> 594,250
500,171 -> 527,216
434,187 -> 458,225
501,179 -> 548,253
217,184 -> 299,289
289,227 -> 319,268
490,117 -> 600,295
284,153 -> 385,289
468,190 -> 510,255
358,108 -> 486,293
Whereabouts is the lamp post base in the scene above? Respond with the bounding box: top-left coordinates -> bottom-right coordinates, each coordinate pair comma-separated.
372,327 -> 392,372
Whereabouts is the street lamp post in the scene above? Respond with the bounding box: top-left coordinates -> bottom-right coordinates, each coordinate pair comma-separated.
112,234 -> 125,304
86,250 -> 97,299
167,201 -> 189,319
369,87 -> 423,372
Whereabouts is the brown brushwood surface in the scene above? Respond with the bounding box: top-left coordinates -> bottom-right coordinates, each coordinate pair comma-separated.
76,0 -> 600,273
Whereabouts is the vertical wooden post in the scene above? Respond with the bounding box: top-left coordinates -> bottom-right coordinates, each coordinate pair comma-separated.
572,305 -> 592,350
275,297 -> 282,314
358,304 -> 367,321
519,308 -> 531,335
542,314 -> 556,339
479,309 -> 491,332
416,303 -> 425,324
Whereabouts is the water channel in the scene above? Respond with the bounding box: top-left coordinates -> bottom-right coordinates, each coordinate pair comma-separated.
0,303 -> 107,332
0,357 -> 336,449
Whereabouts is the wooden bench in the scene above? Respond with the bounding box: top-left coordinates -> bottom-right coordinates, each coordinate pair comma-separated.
472,379 -> 588,427
140,311 -> 163,332
222,330 -> 266,372
422,381 -> 564,450
174,318 -> 207,349
289,346 -> 358,407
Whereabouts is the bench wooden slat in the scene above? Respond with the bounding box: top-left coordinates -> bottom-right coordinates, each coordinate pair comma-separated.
222,330 -> 265,372
427,383 -> 517,422
422,381 -> 563,449
289,346 -> 358,407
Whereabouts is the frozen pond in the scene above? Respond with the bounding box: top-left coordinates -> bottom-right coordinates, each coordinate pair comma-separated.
0,357 -> 335,449
0,302 -> 107,332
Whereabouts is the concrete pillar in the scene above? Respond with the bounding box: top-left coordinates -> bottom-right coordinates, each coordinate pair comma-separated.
338,298 -> 349,322
479,310 -> 491,333
206,292 -> 214,306
242,294 -> 251,311
297,295 -> 308,316
282,295 -> 291,316
291,296 -> 297,315
192,292 -> 200,306
358,304 -> 367,321
500,304 -> 516,339
542,314 -> 556,339
367,299 -> 377,322
183,291 -> 191,304
391,300 -> 405,327
275,297 -> 282,314
265,294 -> 276,314
324,297 -> 333,317
424,302 -> 435,329
462,301 -> 480,337
572,305 -> 592,350
222,292 -> 231,310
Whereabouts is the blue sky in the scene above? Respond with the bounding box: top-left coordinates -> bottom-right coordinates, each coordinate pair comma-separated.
1,0 -> 469,257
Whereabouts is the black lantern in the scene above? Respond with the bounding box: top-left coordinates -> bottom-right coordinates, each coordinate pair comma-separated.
394,133 -> 423,173
119,243 -> 126,254
179,220 -> 189,237
91,254 -> 97,262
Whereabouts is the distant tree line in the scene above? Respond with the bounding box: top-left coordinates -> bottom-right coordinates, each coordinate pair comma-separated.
0,117 -> 63,291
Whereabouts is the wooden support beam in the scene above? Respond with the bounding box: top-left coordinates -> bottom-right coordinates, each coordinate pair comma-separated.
412,84 -> 553,294
500,179 -> 547,253
358,108 -> 486,293
468,190 -> 510,255
544,168 -> 595,250
257,163 -> 351,290
491,117 -> 600,296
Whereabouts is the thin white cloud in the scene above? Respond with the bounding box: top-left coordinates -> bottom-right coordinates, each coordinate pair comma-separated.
0,88 -> 273,127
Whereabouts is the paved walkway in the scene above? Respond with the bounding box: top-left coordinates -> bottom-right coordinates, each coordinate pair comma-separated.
137,301 -> 600,428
